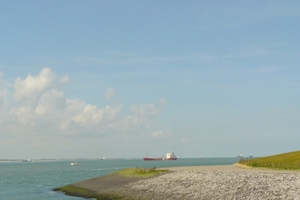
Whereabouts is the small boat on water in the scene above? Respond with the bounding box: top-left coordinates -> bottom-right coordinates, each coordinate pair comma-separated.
70,162 -> 78,166
70,159 -> 78,166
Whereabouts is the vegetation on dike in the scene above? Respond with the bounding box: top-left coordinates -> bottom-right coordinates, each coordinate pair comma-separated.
53,167 -> 168,200
54,185 -> 126,200
53,185 -> 97,199
112,167 -> 169,177
239,150 -> 300,170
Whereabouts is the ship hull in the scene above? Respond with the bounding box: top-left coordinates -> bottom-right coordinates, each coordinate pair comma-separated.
143,158 -> 163,161
166,158 -> 177,160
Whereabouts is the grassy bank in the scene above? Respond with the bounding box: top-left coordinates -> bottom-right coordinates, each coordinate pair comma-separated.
239,150 -> 300,170
53,185 -> 98,199
53,185 -> 126,200
54,167 -> 168,200
112,167 -> 168,177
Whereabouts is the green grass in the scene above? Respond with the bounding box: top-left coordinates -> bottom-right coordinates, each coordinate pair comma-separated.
54,185 -> 97,198
53,167 -> 168,199
112,167 -> 169,177
54,185 -> 127,200
239,150 -> 300,170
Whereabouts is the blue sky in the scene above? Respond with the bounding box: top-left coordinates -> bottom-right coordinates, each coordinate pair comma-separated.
1,1 -> 300,159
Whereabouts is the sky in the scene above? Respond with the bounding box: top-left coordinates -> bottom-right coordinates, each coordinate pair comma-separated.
1,1 -> 300,159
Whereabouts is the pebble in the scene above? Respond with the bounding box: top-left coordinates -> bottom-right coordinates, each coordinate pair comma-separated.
117,170 -> 300,200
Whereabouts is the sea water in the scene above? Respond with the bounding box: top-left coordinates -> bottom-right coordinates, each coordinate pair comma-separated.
0,158 -> 239,200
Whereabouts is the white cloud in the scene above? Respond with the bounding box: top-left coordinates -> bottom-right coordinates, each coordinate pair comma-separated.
130,102 -> 163,128
180,138 -> 191,143
105,87 -> 116,100
13,68 -> 56,101
60,75 -> 70,84
0,88 -> 8,108
0,73 -> 10,110
66,104 -> 123,127
160,98 -> 167,104
1,68 -> 167,141
10,105 -> 35,125
35,89 -> 66,116
0,96 -> 4,107
151,130 -> 172,138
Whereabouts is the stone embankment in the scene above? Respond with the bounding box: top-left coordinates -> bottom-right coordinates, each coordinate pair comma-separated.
116,170 -> 300,200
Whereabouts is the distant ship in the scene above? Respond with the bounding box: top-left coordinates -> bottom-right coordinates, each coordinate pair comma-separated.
70,159 -> 78,166
22,159 -> 31,162
165,152 -> 177,160
143,154 -> 163,161
70,162 -> 78,166
143,152 -> 178,161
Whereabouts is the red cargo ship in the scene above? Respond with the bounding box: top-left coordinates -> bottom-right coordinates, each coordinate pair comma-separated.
143,154 -> 163,161
143,152 -> 178,161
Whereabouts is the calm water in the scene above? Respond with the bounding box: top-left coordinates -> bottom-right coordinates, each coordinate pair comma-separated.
0,158 -> 239,200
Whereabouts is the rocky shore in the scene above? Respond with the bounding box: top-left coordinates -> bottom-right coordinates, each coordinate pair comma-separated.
57,165 -> 300,200
116,170 -> 300,200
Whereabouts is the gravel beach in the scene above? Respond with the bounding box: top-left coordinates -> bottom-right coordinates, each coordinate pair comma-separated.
116,165 -> 300,200
67,165 -> 300,200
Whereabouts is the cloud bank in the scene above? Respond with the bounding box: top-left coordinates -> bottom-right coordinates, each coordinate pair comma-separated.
0,68 -> 166,141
